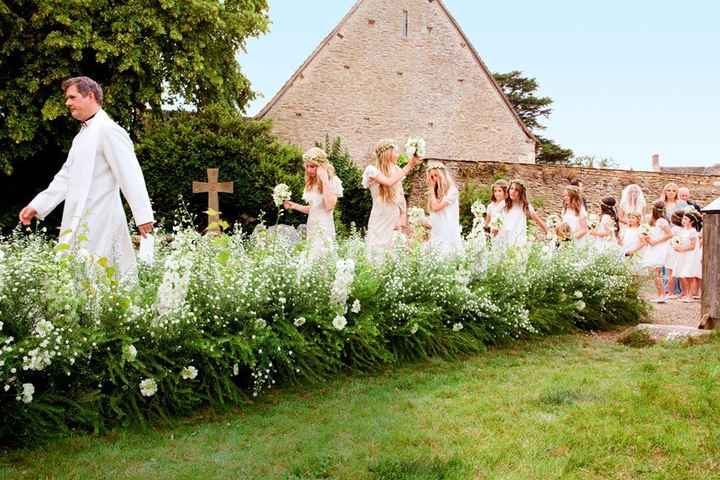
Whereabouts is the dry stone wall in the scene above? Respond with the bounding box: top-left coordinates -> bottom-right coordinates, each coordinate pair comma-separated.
409,159 -> 720,216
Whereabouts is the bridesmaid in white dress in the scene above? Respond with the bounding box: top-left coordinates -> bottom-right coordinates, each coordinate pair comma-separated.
589,197 -> 620,250
485,179 -> 508,239
425,161 -> 463,257
362,139 -> 420,263
561,186 -> 588,241
283,147 -> 343,259
672,211 -> 701,302
620,213 -> 645,258
497,180 -> 548,247
640,201 -> 673,302
664,211 -> 685,299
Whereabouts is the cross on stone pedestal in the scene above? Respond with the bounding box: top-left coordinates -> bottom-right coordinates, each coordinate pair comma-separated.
192,168 -> 234,232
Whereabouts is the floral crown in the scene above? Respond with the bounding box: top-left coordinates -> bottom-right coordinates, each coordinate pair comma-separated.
303,147 -> 328,164
374,139 -> 396,158
425,160 -> 447,171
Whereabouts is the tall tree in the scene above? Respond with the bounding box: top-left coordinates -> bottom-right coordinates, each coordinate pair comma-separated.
493,70 -> 574,164
0,0 -> 270,174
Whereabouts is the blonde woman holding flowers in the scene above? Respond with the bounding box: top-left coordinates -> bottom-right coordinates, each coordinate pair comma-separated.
362,139 -> 420,262
658,182 -> 680,220
561,186 -> 588,241
284,147 -> 343,259
498,180 -> 548,247
618,184 -> 646,227
425,161 -> 463,257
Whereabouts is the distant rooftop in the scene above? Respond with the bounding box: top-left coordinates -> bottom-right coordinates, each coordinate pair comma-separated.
651,154 -> 720,175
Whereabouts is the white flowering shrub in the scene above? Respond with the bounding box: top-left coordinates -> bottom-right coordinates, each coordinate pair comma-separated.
0,224 -> 644,444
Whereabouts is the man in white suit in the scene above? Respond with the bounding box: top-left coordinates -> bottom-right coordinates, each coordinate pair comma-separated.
19,76 -> 154,279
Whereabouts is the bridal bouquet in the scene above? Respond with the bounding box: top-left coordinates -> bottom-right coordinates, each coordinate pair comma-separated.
546,214 -> 561,230
489,215 -> 504,231
405,136 -> 427,157
588,213 -> 600,230
470,200 -> 486,219
272,183 -> 292,208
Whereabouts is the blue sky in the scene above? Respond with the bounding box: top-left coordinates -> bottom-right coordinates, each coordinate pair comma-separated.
237,0 -> 720,171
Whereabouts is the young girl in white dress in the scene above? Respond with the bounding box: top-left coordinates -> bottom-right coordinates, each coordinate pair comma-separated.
485,179 -> 508,238
620,212 -> 645,258
561,186 -> 588,241
640,201 -> 673,302
673,211 -> 701,302
362,139 -> 420,263
284,147 -> 343,260
665,211 -> 685,299
688,211 -> 703,300
618,184 -> 647,228
425,161 -> 463,257
589,196 -> 620,250
497,180 -> 548,247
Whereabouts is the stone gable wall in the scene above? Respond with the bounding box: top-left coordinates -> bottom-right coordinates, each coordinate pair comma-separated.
409,160 -> 720,216
259,0 -> 535,165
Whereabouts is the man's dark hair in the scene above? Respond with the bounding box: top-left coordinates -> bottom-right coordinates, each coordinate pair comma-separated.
61,76 -> 103,105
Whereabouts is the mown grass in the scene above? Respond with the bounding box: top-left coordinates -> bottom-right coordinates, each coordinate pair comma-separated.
1,333 -> 719,480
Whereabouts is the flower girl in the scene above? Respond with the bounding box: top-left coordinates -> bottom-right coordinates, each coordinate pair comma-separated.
620,212 -> 645,257
561,186 -> 588,241
284,147 -> 343,259
485,179 -> 508,235
589,197 -> 619,249
640,201 -> 673,302
672,211 -> 701,302
362,139 -> 420,262
665,211 -> 685,299
498,180 -> 548,247
425,161 -> 463,257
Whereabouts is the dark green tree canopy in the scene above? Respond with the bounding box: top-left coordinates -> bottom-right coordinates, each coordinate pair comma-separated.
493,70 -> 574,164
0,0 -> 269,174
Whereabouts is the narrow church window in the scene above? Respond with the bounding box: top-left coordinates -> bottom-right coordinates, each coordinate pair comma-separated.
403,10 -> 409,38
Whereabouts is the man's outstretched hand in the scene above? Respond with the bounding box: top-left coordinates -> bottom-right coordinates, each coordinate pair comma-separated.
19,206 -> 38,225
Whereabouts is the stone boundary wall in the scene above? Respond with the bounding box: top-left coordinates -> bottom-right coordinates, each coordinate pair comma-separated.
409,159 -> 720,216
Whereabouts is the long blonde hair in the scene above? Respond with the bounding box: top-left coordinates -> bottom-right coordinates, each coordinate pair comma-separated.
425,161 -> 455,210
374,139 -> 398,204
303,147 -> 336,194
660,182 -> 679,203
563,186 -> 583,216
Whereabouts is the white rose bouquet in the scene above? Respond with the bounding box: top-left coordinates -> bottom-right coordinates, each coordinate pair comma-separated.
405,136 -> 427,157
470,201 -> 486,219
407,207 -> 431,241
671,236 -> 682,247
489,215 -> 504,231
588,213 -> 600,230
546,214 -> 561,230
638,224 -> 651,236
272,183 -> 292,208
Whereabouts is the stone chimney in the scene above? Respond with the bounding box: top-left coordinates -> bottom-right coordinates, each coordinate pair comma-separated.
651,154 -> 661,171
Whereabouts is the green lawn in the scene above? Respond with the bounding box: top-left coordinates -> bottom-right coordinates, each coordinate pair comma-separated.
1,333 -> 719,480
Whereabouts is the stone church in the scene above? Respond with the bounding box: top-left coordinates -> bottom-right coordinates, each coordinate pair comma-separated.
257,0 -> 537,165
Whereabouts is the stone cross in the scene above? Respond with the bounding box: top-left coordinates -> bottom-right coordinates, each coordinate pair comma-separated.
192,168 -> 234,231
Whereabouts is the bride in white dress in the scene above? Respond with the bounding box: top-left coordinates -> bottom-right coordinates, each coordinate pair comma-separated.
362,139 -> 420,263
425,161 -> 463,257
283,147 -> 343,259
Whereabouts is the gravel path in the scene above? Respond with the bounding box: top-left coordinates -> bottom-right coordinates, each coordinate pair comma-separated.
639,281 -> 702,327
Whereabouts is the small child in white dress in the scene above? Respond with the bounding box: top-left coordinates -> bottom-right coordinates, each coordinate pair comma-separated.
640,200 -> 673,302
485,179 -> 509,242
362,139 -> 420,263
561,186 -> 588,242
425,161 -> 463,257
497,179 -> 548,247
620,212 -> 645,258
672,211 -> 701,301
665,211 -> 684,299
589,196 -> 620,251
283,147 -> 343,260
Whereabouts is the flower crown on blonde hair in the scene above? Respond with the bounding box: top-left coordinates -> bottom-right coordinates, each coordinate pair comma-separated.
425,160 -> 447,171
302,147 -> 328,164
374,139 -> 396,159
